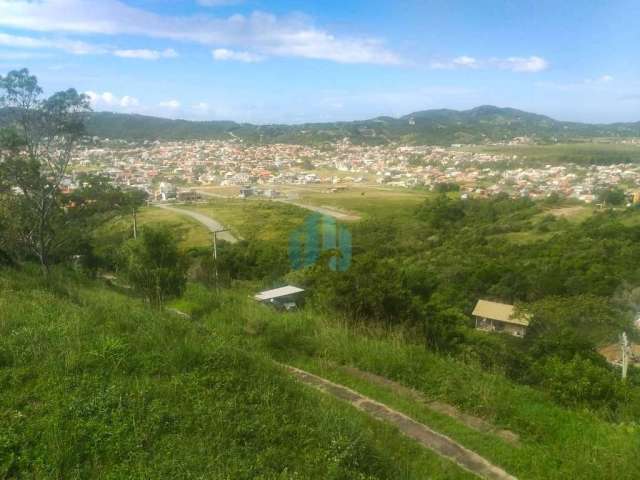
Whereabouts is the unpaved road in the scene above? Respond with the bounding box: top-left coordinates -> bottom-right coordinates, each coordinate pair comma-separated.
276,199 -> 361,221
195,190 -> 361,221
339,365 -> 519,445
155,204 -> 238,243
283,364 -> 517,480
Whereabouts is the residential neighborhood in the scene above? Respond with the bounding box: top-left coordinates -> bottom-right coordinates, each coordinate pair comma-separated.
68,137 -> 640,203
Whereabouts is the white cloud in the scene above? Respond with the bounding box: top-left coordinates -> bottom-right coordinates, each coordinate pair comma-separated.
0,32 -> 106,54
86,90 -> 140,109
119,95 -> 140,107
0,32 -> 181,59
0,0 -> 401,65
0,50 -> 52,60
493,56 -> 548,73
598,74 -> 614,83
114,48 -> 178,60
197,0 -> 243,6
431,55 -> 548,73
212,48 -> 264,62
159,99 -> 181,109
452,56 -> 478,68
193,102 -> 210,112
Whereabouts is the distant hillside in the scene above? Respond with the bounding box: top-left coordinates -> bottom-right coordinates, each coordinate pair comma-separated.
5,106 -> 640,145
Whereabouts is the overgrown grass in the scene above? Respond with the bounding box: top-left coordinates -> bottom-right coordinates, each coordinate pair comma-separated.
295,188 -> 429,218
0,267 -> 472,479
467,142 -> 640,166
187,199 -> 309,246
94,206 -> 211,254
200,290 -> 640,480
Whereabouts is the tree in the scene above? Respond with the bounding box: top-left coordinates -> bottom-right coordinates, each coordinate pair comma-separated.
598,188 -> 626,206
418,195 -> 466,229
0,68 -> 91,271
120,226 -> 188,308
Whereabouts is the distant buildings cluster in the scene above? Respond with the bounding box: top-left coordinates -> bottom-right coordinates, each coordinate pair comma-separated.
67,137 -> 640,202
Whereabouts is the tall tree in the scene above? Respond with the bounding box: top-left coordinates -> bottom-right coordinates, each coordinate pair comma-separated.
120,226 -> 188,309
0,68 -> 90,270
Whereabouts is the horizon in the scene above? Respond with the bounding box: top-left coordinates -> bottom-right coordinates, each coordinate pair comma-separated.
84,104 -> 640,127
0,1 -> 639,124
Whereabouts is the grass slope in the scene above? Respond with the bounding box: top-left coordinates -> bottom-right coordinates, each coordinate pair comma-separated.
95,206 -> 212,253
0,268 -> 471,479
191,285 -> 640,480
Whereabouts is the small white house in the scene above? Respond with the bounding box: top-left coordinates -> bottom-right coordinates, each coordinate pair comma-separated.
254,285 -> 305,311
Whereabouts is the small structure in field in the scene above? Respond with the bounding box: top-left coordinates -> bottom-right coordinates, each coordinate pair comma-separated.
472,299 -> 530,337
177,189 -> 200,202
254,285 -> 305,311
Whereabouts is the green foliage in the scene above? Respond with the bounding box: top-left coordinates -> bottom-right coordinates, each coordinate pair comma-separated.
294,194 -> 640,415
79,106 -> 640,145
530,354 -> 626,409
0,268 -> 470,479
0,69 -> 92,270
120,226 -> 188,308
598,187 -> 627,206
201,291 -> 640,479
434,182 -> 460,193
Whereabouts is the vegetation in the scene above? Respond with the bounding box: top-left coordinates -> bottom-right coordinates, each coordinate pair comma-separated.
0,69 -> 146,272
80,106 -> 640,145
0,267 -> 473,479
288,194 -> 640,418
199,289 -> 640,480
4,69 -> 640,478
468,142 -> 640,167
120,226 -> 188,308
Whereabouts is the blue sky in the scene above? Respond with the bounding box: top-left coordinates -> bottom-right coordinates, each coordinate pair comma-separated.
0,0 -> 638,123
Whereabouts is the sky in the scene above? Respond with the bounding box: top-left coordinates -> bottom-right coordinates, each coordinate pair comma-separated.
0,0 -> 639,124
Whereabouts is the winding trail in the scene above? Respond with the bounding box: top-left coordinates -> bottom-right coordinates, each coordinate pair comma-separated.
155,204 -> 238,243
282,364 -> 517,480
195,189 -> 361,221
275,199 -> 361,221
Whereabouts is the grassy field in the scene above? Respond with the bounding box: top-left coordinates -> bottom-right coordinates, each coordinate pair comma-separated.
185,199 -> 310,246
198,185 -> 430,218
95,206 -> 211,252
294,187 -> 429,218
466,142 -> 640,166
190,285 -> 640,480
0,267 -> 474,479
3,260 -> 640,478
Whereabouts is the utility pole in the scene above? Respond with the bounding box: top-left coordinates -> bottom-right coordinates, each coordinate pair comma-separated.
132,207 -> 138,239
211,229 -> 228,290
621,332 -> 630,380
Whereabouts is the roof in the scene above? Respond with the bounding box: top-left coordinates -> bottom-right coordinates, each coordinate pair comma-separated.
599,342 -> 640,365
254,285 -> 305,302
472,300 -> 530,326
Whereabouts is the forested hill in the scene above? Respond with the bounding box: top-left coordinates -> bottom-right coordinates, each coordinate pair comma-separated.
82,106 -> 640,144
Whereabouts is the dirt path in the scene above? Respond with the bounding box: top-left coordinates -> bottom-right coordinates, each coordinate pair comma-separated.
276,199 -> 362,221
283,364 -> 518,480
339,365 -> 519,445
155,204 -> 238,243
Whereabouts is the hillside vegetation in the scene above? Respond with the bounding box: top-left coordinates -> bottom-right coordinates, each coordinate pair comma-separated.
83,106 -> 640,145
0,267 -> 472,479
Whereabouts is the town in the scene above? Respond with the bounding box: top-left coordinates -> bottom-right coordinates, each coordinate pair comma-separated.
69,137 -> 640,203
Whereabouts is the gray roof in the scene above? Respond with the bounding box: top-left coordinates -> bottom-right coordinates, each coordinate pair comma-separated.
254,285 -> 305,301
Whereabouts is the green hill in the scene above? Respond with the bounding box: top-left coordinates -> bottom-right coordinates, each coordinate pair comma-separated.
0,267 -> 470,479
81,106 -> 640,145
2,264 -> 640,479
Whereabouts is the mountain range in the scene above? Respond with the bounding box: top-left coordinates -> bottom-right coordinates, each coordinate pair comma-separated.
21,105 -> 640,145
